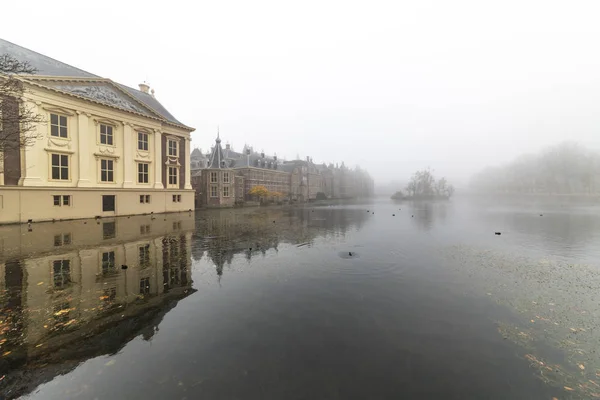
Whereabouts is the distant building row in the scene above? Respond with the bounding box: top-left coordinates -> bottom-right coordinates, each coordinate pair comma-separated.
191,136 -> 374,207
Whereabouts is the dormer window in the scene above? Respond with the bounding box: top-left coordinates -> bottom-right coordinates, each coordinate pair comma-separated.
168,139 -> 178,157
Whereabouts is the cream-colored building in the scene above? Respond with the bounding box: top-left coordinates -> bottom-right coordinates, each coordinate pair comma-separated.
0,39 -> 194,224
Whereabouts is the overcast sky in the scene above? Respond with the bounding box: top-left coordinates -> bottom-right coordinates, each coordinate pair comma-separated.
2,0 -> 599,186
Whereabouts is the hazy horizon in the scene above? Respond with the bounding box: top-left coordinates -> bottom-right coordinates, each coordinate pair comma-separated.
2,0 -> 599,186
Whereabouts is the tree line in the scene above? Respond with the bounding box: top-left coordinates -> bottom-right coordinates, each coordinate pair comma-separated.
470,142 -> 600,194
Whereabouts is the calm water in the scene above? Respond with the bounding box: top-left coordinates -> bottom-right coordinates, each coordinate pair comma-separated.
2,197 -> 600,399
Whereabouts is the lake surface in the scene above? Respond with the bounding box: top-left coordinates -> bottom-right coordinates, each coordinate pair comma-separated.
2,197 -> 600,399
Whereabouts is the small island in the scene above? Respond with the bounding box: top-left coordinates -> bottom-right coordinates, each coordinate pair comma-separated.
391,168 -> 455,201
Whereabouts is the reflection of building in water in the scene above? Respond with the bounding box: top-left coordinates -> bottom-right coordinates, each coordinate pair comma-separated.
192,207 -> 370,279
0,214 -> 195,399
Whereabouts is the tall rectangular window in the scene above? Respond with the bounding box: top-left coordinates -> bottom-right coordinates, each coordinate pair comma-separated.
53,260 -> 71,289
101,251 -> 116,275
137,132 -> 149,151
223,172 -> 230,183
100,124 -> 114,145
100,159 -> 114,182
50,113 -> 68,138
210,185 -> 218,197
168,139 -> 178,156
138,163 -> 149,183
51,153 -> 69,180
168,166 -> 178,186
139,277 -> 150,295
103,221 -> 116,239
223,186 -> 230,197
139,244 -> 150,266
210,172 -> 218,183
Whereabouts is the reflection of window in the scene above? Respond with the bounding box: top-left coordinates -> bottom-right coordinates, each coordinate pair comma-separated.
138,163 -> 149,183
103,222 -> 116,239
139,245 -> 150,266
140,224 -> 151,234
102,251 -> 116,274
139,277 -> 150,295
210,172 -> 218,183
100,159 -> 114,182
223,186 -> 230,197
54,233 -> 71,246
172,221 -> 181,230
53,301 -> 71,323
100,124 -> 114,145
51,153 -> 69,180
53,260 -> 71,288
50,113 -> 68,138
138,132 -> 148,151
103,287 -> 117,302
168,167 -> 178,186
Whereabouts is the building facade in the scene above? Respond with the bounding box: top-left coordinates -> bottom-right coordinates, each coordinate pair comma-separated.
190,136 -> 375,207
0,39 -> 194,224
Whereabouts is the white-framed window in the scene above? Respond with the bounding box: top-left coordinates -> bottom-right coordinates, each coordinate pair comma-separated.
168,166 -> 178,187
223,172 -> 230,183
172,194 -> 182,203
100,124 -> 114,145
50,153 -> 69,180
168,139 -> 178,157
100,159 -> 114,182
210,171 -> 218,183
223,185 -> 230,197
53,195 -> 71,206
138,162 -> 149,183
50,113 -> 68,138
210,185 -> 218,197
137,132 -> 149,151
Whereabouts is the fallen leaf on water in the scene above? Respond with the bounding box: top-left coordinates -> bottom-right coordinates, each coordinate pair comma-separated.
552,397 -> 558,400
579,364 -> 586,370
105,360 -> 116,366
35,343 -> 44,348
0,375 -> 4,381
2,351 -> 11,356
564,386 -> 574,391
589,380 -> 600,388
570,328 -> 578,333
37,282 -> 44,286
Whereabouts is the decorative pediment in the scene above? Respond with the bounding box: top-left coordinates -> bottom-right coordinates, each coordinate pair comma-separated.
42,81 -> 156,118
93,117 -> 120,127
165,157 -> 181,166
133,125 -> 154,134
41,104 -> 75,116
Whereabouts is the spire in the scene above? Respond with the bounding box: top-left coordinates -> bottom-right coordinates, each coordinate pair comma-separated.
216,126 -> 221,144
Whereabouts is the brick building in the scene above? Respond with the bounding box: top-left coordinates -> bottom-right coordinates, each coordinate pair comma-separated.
190,136 -> 374,207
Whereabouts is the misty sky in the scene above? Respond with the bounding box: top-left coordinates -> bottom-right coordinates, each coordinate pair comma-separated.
2,0 -> 599,186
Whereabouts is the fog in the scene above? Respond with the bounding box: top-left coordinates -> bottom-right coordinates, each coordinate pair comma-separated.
2,0 -> 600,188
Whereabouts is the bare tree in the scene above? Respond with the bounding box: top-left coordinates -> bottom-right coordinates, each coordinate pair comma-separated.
0,54 -> 44,160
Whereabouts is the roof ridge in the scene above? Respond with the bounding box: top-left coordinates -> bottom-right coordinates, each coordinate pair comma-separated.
0,38 -> 100,78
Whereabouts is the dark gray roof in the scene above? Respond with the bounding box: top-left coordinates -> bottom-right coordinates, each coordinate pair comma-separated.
0,38 -> 189,128
207,138 -> 228,169
0,38 -> 98,78
117,83 -> 183,125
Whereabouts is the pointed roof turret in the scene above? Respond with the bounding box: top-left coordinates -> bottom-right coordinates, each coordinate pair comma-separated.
207,134 -> 227,168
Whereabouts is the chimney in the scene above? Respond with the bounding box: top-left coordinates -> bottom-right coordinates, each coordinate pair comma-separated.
151,88 -> 156,98
226,144 -> 231,150
306,156 -> 310,162
139,82 -> 150,93
274,155 -> 277,161
261,152 -> 265,158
